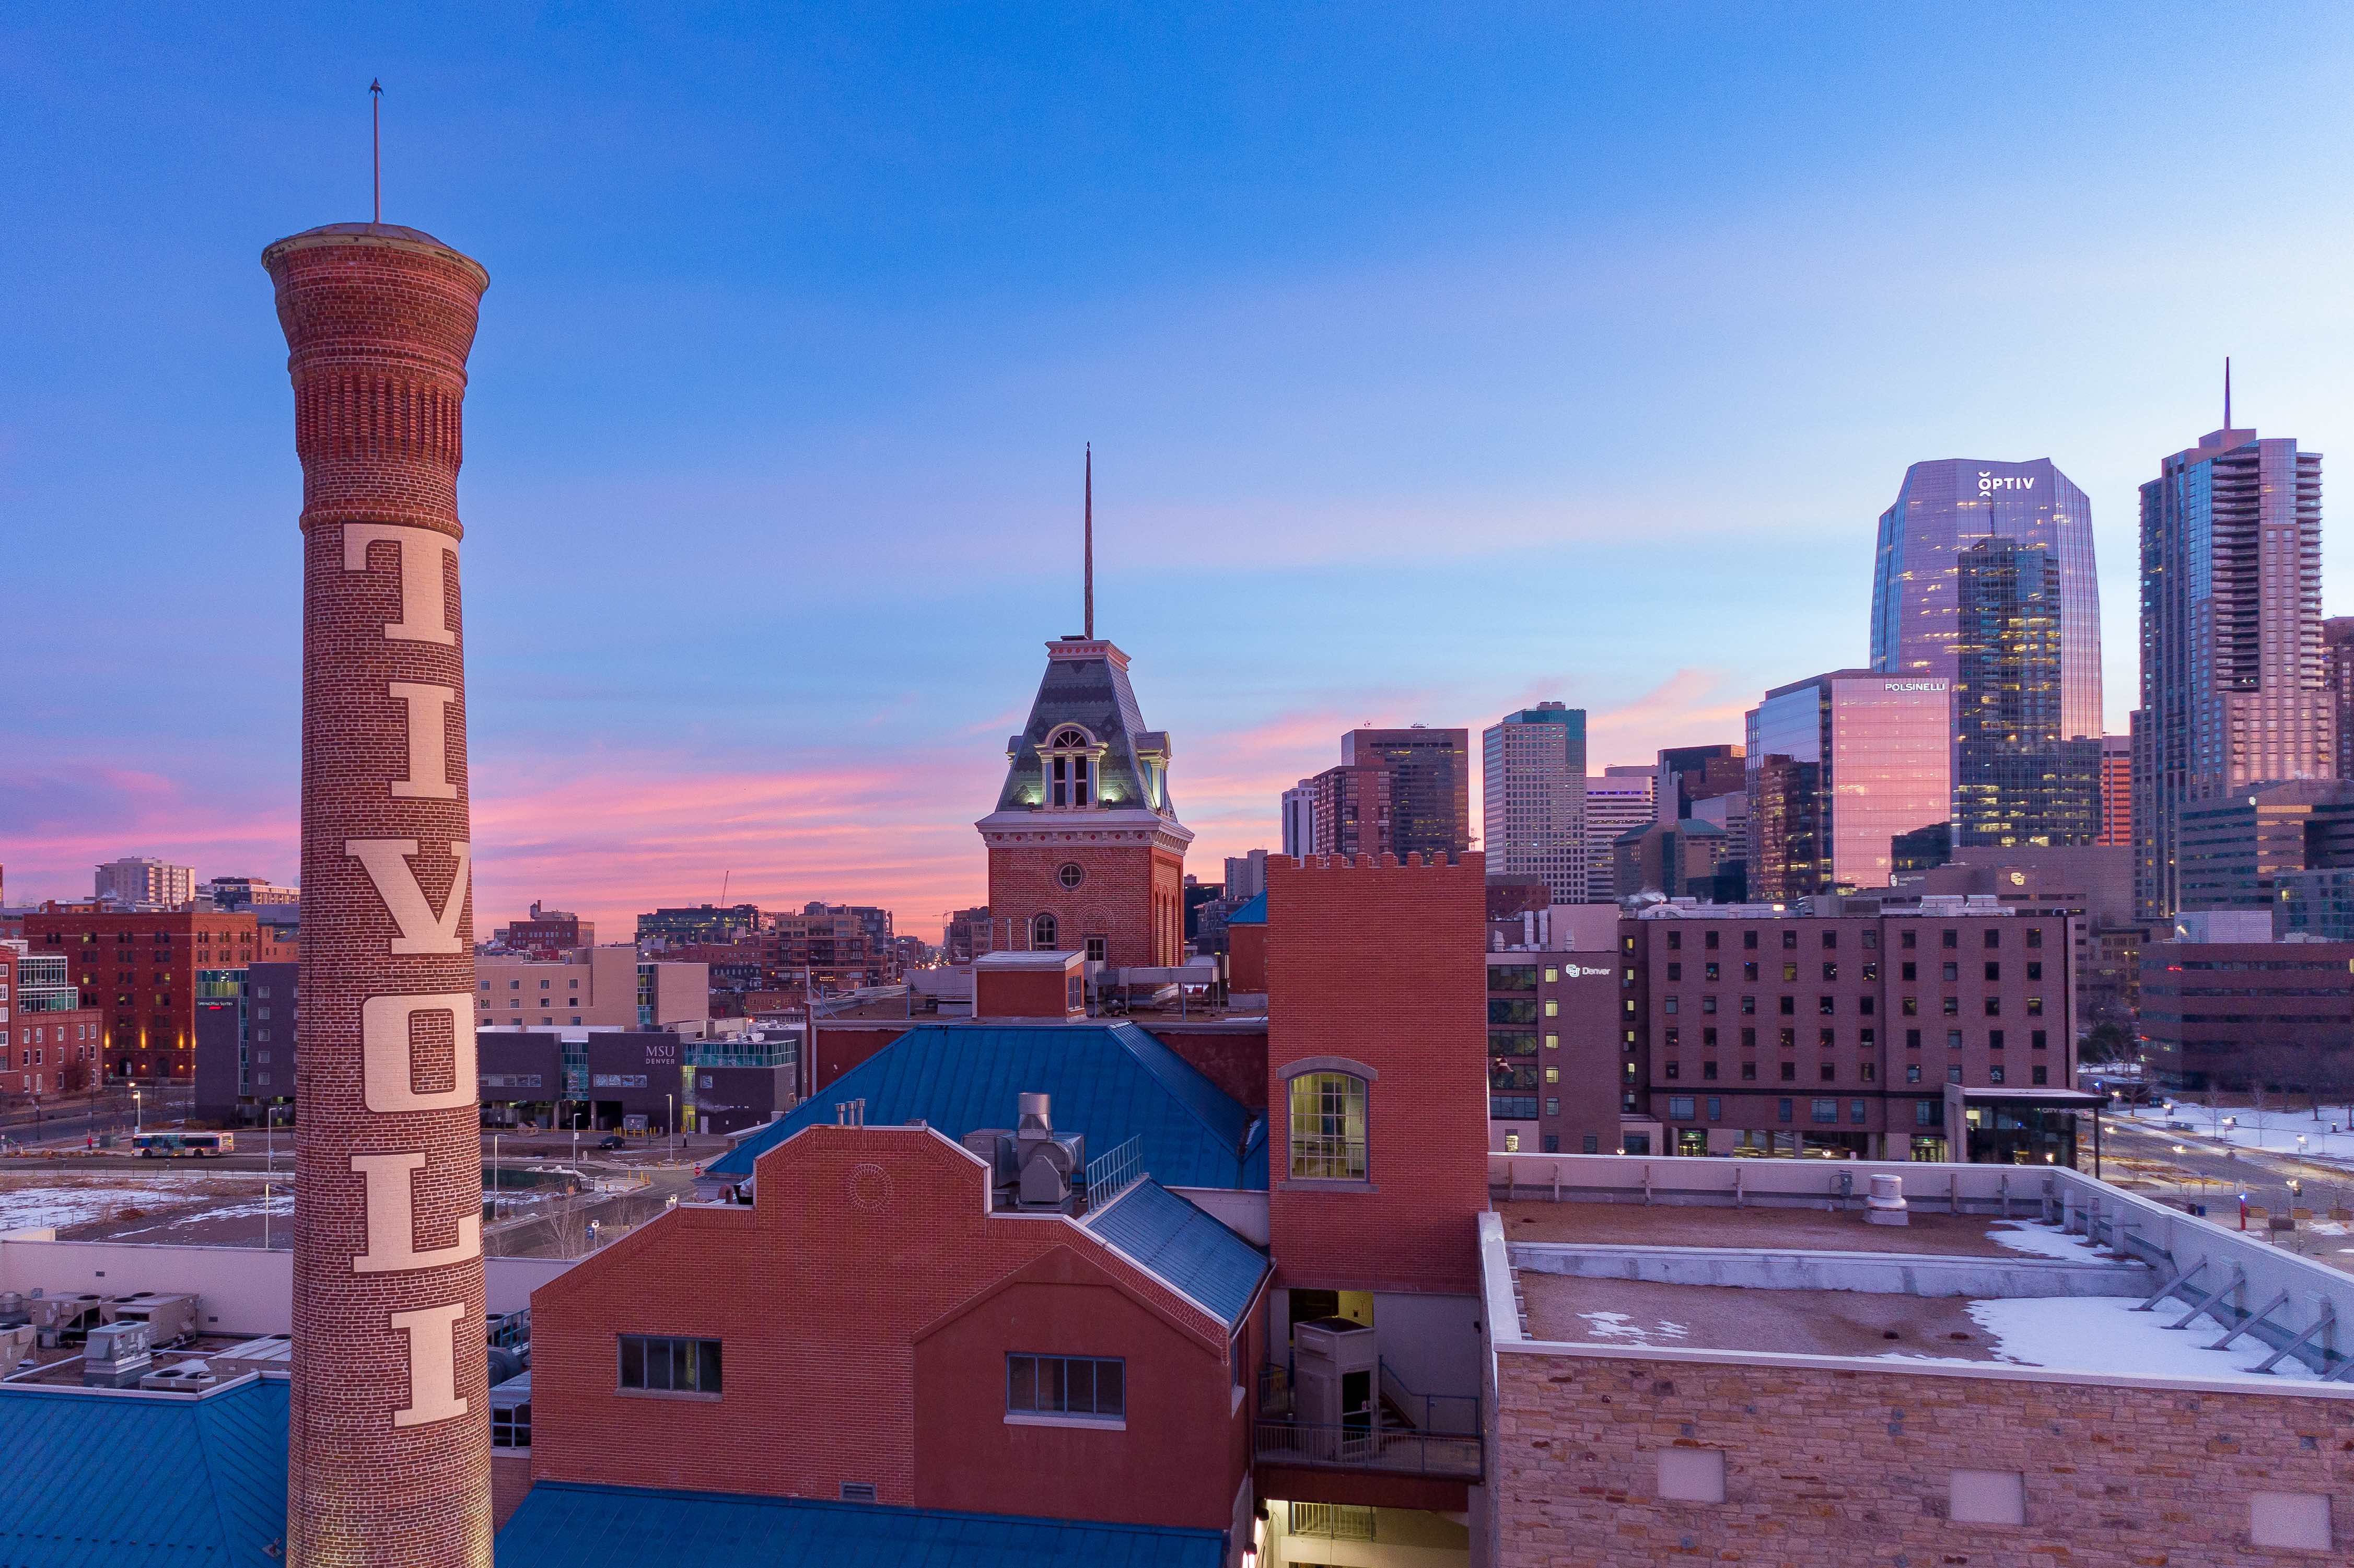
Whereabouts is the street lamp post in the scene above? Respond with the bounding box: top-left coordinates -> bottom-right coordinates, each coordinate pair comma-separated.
666,1094 -> 674,1163
133,1088 -> 142,1136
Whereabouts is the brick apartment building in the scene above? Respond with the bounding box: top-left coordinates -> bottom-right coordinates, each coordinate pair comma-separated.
2138,934 -> 2354,1091
17,904 -> 267,1080
1622,905 -> 2082,1161
497,901 -> 594,955
0,938 -> 104,1097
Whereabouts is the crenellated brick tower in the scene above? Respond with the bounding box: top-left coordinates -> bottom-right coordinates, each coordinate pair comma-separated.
263,222 -> 492,1567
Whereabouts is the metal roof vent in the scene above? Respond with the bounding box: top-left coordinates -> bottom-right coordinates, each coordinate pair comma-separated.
1017,1092 -> 1053,1140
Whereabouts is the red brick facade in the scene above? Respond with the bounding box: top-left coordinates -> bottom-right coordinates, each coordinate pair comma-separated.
19,906 -> 262,1079
987,841 -> 1186,969
265,221 -> 491,1568
528,1126 -> 1258,1530
1265,852 -> 1490,1295
0,944 -> 103,1096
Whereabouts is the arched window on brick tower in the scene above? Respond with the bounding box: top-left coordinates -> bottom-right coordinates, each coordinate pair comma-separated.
1042,726 -> 1105,809
1032,912 -> 1058,950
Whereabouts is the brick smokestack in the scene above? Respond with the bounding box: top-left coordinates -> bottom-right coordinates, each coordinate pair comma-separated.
263,222 -> 492,1567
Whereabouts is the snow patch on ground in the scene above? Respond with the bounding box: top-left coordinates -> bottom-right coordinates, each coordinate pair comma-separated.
1985,1221 -> 2118,1262
0,1186 -> 187,1233
1575,1311 -> 1691,1344
2117,1104 -> 2354,1168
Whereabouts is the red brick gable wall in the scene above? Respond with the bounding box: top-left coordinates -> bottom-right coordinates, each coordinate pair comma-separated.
1265,852 -> 1490,1295
527,1125 -> 1252,1528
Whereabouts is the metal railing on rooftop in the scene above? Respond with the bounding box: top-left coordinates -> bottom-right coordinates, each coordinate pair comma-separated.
1085,1136 -> 1145,1209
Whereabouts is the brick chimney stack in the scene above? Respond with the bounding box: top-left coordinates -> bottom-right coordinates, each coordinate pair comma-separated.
263,221 -> 492,1568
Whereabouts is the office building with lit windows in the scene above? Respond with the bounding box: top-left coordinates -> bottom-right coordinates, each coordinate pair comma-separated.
1870,458 -> 2101,744
1342,726 -> 1471,856
1951,536 -> 2100,848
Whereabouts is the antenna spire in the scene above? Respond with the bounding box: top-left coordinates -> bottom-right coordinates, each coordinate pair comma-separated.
1083,443 -> 1094,640
2224,355 -> 2232,431
370,79 -> 383,224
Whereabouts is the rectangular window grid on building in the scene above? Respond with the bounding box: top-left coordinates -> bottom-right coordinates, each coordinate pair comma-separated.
617,1334 -> 721,1396
1006,1353 -> 1125,1420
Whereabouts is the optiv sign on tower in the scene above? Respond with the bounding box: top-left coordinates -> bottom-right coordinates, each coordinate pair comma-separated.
1978,470 -> 2036,493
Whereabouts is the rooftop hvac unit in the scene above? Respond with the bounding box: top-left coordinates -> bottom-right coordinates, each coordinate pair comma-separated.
0,1292 -> 26,1329
102,1292 -> 200,1347
138,1359 -> 218,1394
0,1324 -> 33,1374
997,1093 -> 1083,1210
29,1293 -> 104,1348
83,1321 -> 154,1389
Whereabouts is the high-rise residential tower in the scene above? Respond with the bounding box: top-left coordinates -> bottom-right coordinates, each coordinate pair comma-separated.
1746,671 -> 1951,894
2132,414 -> 2329,920
1482,703 -> 1587,903
1951,537 -> 2100,848
265,219 -> 492,1566
1342,726 -> 1471,856
1871,458 -> 2102,743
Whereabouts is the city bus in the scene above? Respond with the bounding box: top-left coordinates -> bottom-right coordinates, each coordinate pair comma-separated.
133,1131 -> 235,1159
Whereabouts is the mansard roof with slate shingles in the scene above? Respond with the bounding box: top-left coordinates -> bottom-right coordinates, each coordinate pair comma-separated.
496,1483 -> 1228,1568
0,1375 -> 289,1567
705,1022 -> 1265,1190
1079,1177 -> 1271,1329
987,639 -> 1181,821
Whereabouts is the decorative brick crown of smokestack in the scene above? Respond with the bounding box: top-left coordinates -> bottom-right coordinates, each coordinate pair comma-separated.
264,219 -> 492,1568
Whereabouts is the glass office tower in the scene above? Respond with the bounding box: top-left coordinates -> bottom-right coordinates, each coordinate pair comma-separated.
1952,537 -> 2101,847
1871,458 -> 2102,743
1746,671 -> 1951,894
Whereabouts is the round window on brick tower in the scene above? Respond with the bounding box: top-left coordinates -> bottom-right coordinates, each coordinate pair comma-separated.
1057,862 -> 1085,890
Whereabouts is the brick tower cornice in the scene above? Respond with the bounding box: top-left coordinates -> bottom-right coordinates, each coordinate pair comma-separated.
264,223 -> 489,542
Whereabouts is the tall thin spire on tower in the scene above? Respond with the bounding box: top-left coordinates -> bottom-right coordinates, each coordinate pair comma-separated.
1084,443 -> 1094,640
370,78 -> 383,223
2224,355 -> 2232,431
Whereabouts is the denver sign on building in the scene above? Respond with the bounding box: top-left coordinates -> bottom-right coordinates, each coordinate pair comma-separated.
264,220 -> 493,1567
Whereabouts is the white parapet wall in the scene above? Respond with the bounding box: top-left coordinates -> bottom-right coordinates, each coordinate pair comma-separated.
0,1230 -> 573,1336
1511,1242 -> 2147,1298
1484,1153 -> 2354,1379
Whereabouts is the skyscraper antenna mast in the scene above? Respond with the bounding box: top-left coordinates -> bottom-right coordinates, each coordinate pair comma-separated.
1083,443 -> 1094,640
2224,355 -> 2232,430
370,79 -> 383,223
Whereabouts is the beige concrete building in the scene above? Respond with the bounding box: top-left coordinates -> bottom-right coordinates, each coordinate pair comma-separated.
474,944 -> 708,1033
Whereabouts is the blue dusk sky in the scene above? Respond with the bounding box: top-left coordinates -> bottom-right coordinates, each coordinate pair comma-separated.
6,3 -> 2354,935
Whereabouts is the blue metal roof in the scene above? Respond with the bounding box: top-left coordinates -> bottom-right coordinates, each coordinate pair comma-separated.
0,1376 -> 289,1567
708,1023 -> 1263,1190
496,1483 -> 1228,1568
1225,891 -> 1266,925
1081,1179 -> 1269,1329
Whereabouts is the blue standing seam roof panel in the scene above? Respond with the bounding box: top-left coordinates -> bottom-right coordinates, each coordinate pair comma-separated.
0,1377 -> 290,1568
1224,891 -> 1266,926
707,1023 -> 1259,1191
495,1482 -> 1229,1568
1081,1179 -> 1269,1330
